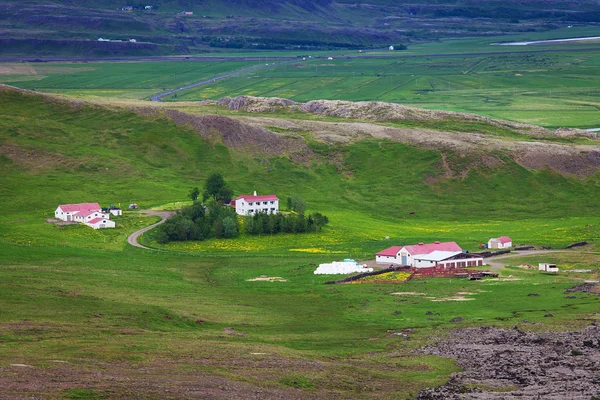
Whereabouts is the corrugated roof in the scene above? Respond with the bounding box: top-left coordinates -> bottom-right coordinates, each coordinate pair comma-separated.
376,246 -> 403,257
236,194 -> 278,202
414,250 -> 463,262
58,203 -> 101,213
403,241 -> 462,256
498,236 -> 512,243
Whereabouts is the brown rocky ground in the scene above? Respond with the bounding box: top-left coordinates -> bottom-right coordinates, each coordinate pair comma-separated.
417,325 -> 600,399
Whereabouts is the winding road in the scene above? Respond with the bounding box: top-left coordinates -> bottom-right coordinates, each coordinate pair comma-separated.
149,60 -> 293,102
127,210 -> 175,249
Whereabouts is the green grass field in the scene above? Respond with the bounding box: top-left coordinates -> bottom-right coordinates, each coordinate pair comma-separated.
165,51 -> 600,129
0,61 -> 258,99
2,85 -> 600,397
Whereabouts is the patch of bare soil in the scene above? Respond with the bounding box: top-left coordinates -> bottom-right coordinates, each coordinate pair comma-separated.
247,276 -> 287,282
216,96 -> 597,140
516,264 -> 536,270
137,107 -> 313,162
417,325 -> 600,399
0,65 -> 37,75
0,360 -> 330,400
566,283 -> 600,295
235,116 -> 600,177
0,143 -> 70,172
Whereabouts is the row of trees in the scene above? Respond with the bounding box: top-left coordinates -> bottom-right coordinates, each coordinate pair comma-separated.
156,202 -> 329,243
244,211 -> 328,235
155,201 -> 239,244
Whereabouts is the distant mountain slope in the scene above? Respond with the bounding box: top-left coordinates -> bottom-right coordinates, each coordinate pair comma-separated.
1,0 -> 599,57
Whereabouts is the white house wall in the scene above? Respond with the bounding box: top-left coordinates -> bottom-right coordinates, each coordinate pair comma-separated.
376,255 -> 397,264
235,199 -> 279,216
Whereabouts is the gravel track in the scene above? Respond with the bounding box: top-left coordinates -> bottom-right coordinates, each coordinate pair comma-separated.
127,210 -> 175,249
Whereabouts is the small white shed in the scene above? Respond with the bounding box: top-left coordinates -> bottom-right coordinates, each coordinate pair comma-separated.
539,263 -> 559,272
488,236 -> 512,249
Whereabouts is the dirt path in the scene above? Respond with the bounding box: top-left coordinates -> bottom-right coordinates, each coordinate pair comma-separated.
127,210 -> 175,249
149,61 -> 293,102
486,249 -> 571,271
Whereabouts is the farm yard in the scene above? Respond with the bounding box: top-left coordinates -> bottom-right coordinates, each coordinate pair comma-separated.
1,28 -> 600,398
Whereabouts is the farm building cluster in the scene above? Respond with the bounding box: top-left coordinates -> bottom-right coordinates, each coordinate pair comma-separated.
54,203 -> 121,229
376,241 -> 485,268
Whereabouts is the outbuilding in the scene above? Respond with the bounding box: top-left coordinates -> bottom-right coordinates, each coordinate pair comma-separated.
539,263 -> 559,272
488,236 -> 512,249
85,218 -> 116,230
413,251 -> 484,269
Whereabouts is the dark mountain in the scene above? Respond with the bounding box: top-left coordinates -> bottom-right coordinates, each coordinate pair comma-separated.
1,0 -> 599,57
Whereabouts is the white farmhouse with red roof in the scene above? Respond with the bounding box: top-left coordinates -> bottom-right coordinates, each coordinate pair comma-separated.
54,203 -> 115,229
487,236 -> 512,249
234,191 -> 278,216
377,241 -> 480,267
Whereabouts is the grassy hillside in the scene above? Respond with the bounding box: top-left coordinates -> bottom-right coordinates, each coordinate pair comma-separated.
2,86 -> 600,398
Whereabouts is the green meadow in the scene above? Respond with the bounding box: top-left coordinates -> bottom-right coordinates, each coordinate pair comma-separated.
0,60 -> 257,99
166,50 -> 600,129
1,81 -> 600,397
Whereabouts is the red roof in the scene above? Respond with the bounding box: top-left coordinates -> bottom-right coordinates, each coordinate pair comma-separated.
86,218 -> 106,224
376,246 -> 403,257
58,203 -> 101,213
498,236 -> 512,244
236,194 -> 278,202
78,210 -> 102,217
403,241 -> 462,256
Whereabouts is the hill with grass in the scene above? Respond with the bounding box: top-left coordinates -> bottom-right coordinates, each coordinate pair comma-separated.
3,84 -> 600,398
2,83 -> 600,225
2,0 -> 599,57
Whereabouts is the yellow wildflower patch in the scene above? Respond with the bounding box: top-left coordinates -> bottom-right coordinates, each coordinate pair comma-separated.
353,271 -> 412,284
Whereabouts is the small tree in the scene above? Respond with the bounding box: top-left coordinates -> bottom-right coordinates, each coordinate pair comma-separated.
287,196 -> 307,213
203,172 -> 233,202
222,216 -> 238,238
188,187 -> 200,202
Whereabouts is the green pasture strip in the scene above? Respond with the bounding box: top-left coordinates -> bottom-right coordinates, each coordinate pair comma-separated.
0,61 -> 259,98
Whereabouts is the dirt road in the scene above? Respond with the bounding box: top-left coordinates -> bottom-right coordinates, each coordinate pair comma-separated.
127,210 -> 175,249
486,249 -> 570,270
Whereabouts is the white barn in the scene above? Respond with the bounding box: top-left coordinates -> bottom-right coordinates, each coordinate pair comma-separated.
376,241 -> 463,267
55,203 -> 115,229
234,192 -> 278,216
488,236 -> 512,249
55,203 -> 102,222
